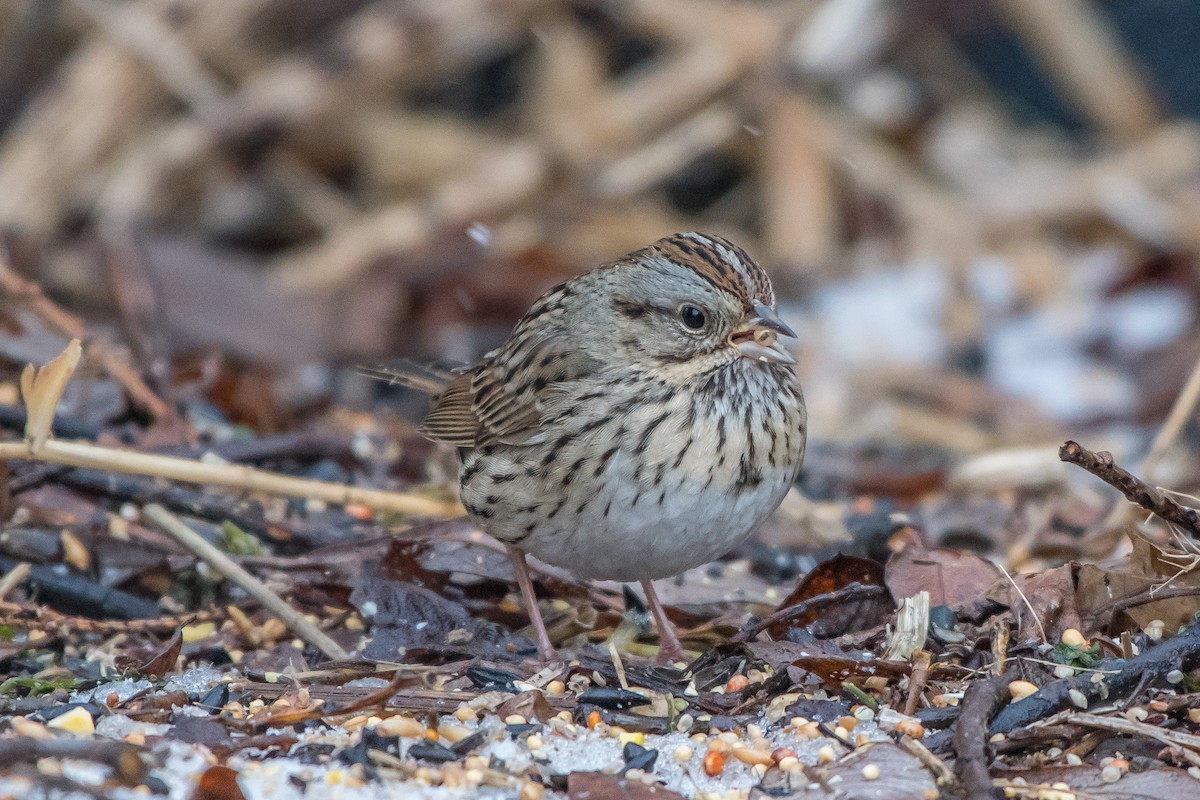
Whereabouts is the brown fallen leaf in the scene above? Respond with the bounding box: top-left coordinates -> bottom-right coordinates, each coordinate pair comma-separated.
760,741 -> 936,799
885,546 -> 1002,609
1003,765 -> 1198,800
985,564 -> 1081,643
136,629 -> 183,678
769,554 -> 889,639
567,771 -> 686,800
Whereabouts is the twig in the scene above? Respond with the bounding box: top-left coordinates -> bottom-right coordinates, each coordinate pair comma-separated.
0,439 -> 460,518
1063,711 -> 1200,767
0,602 -> 218,636
990,621 -> 1200,734
0,254 -> 172,420
142,504 -> 349,661
953,673 -> 1014,800
997,563 -> 1047,644
1059,440 -> 1200,538
898,733 -> 956,790
1110,584 -> 1200,617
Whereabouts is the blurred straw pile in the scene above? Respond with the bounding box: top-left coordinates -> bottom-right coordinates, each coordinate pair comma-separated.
0,0 -> 1197,437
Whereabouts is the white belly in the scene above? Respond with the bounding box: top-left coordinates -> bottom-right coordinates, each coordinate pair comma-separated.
524,447 -> 794,580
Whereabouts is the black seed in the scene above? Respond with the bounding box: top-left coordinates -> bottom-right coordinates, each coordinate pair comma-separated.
579,687 -> 652,710
622,742 -> 659,773
467,665 -> 521,691
408,741 -> 459,762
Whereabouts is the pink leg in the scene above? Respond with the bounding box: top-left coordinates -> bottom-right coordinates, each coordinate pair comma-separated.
640,579 -> 686,663
507,545 -> 557,661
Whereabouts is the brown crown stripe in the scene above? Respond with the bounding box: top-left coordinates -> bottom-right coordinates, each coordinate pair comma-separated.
648,232 -> 774,310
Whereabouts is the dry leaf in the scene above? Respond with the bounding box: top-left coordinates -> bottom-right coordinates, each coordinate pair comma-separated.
20,338 -> 81,453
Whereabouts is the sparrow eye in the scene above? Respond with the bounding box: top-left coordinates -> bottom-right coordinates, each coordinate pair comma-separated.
679,305 -> 707,330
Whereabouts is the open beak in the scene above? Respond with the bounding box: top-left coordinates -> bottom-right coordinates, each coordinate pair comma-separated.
729,302 -> 797,365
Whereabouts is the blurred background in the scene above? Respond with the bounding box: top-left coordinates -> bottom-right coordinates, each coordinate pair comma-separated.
1,0 -> 1199,494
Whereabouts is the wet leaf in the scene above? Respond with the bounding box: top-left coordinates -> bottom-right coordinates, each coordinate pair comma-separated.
351,545 -> 510,658
769,554 -> 889,639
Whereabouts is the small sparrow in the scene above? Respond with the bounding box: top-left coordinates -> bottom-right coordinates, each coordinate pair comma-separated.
373,233 -> 806,661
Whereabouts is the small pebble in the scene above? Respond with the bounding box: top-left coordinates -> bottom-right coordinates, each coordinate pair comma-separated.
1054,665 -> 1076,679
1065,754 -> 1082,766
862,764 -> 880,780
1167,669 -> 1185,685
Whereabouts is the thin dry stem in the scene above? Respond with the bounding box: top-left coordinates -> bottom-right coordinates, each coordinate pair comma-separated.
142,503 -> 349,661
0,439 -> 460,518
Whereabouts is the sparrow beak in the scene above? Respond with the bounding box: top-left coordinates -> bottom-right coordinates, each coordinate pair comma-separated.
729,302 -> 797,365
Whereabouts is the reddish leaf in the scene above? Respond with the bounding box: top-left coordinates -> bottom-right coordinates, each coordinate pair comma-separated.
190,766 -> 247,800
886,546 -> 1002,608
769,554 -> 889,639
137,628 -> 183,678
